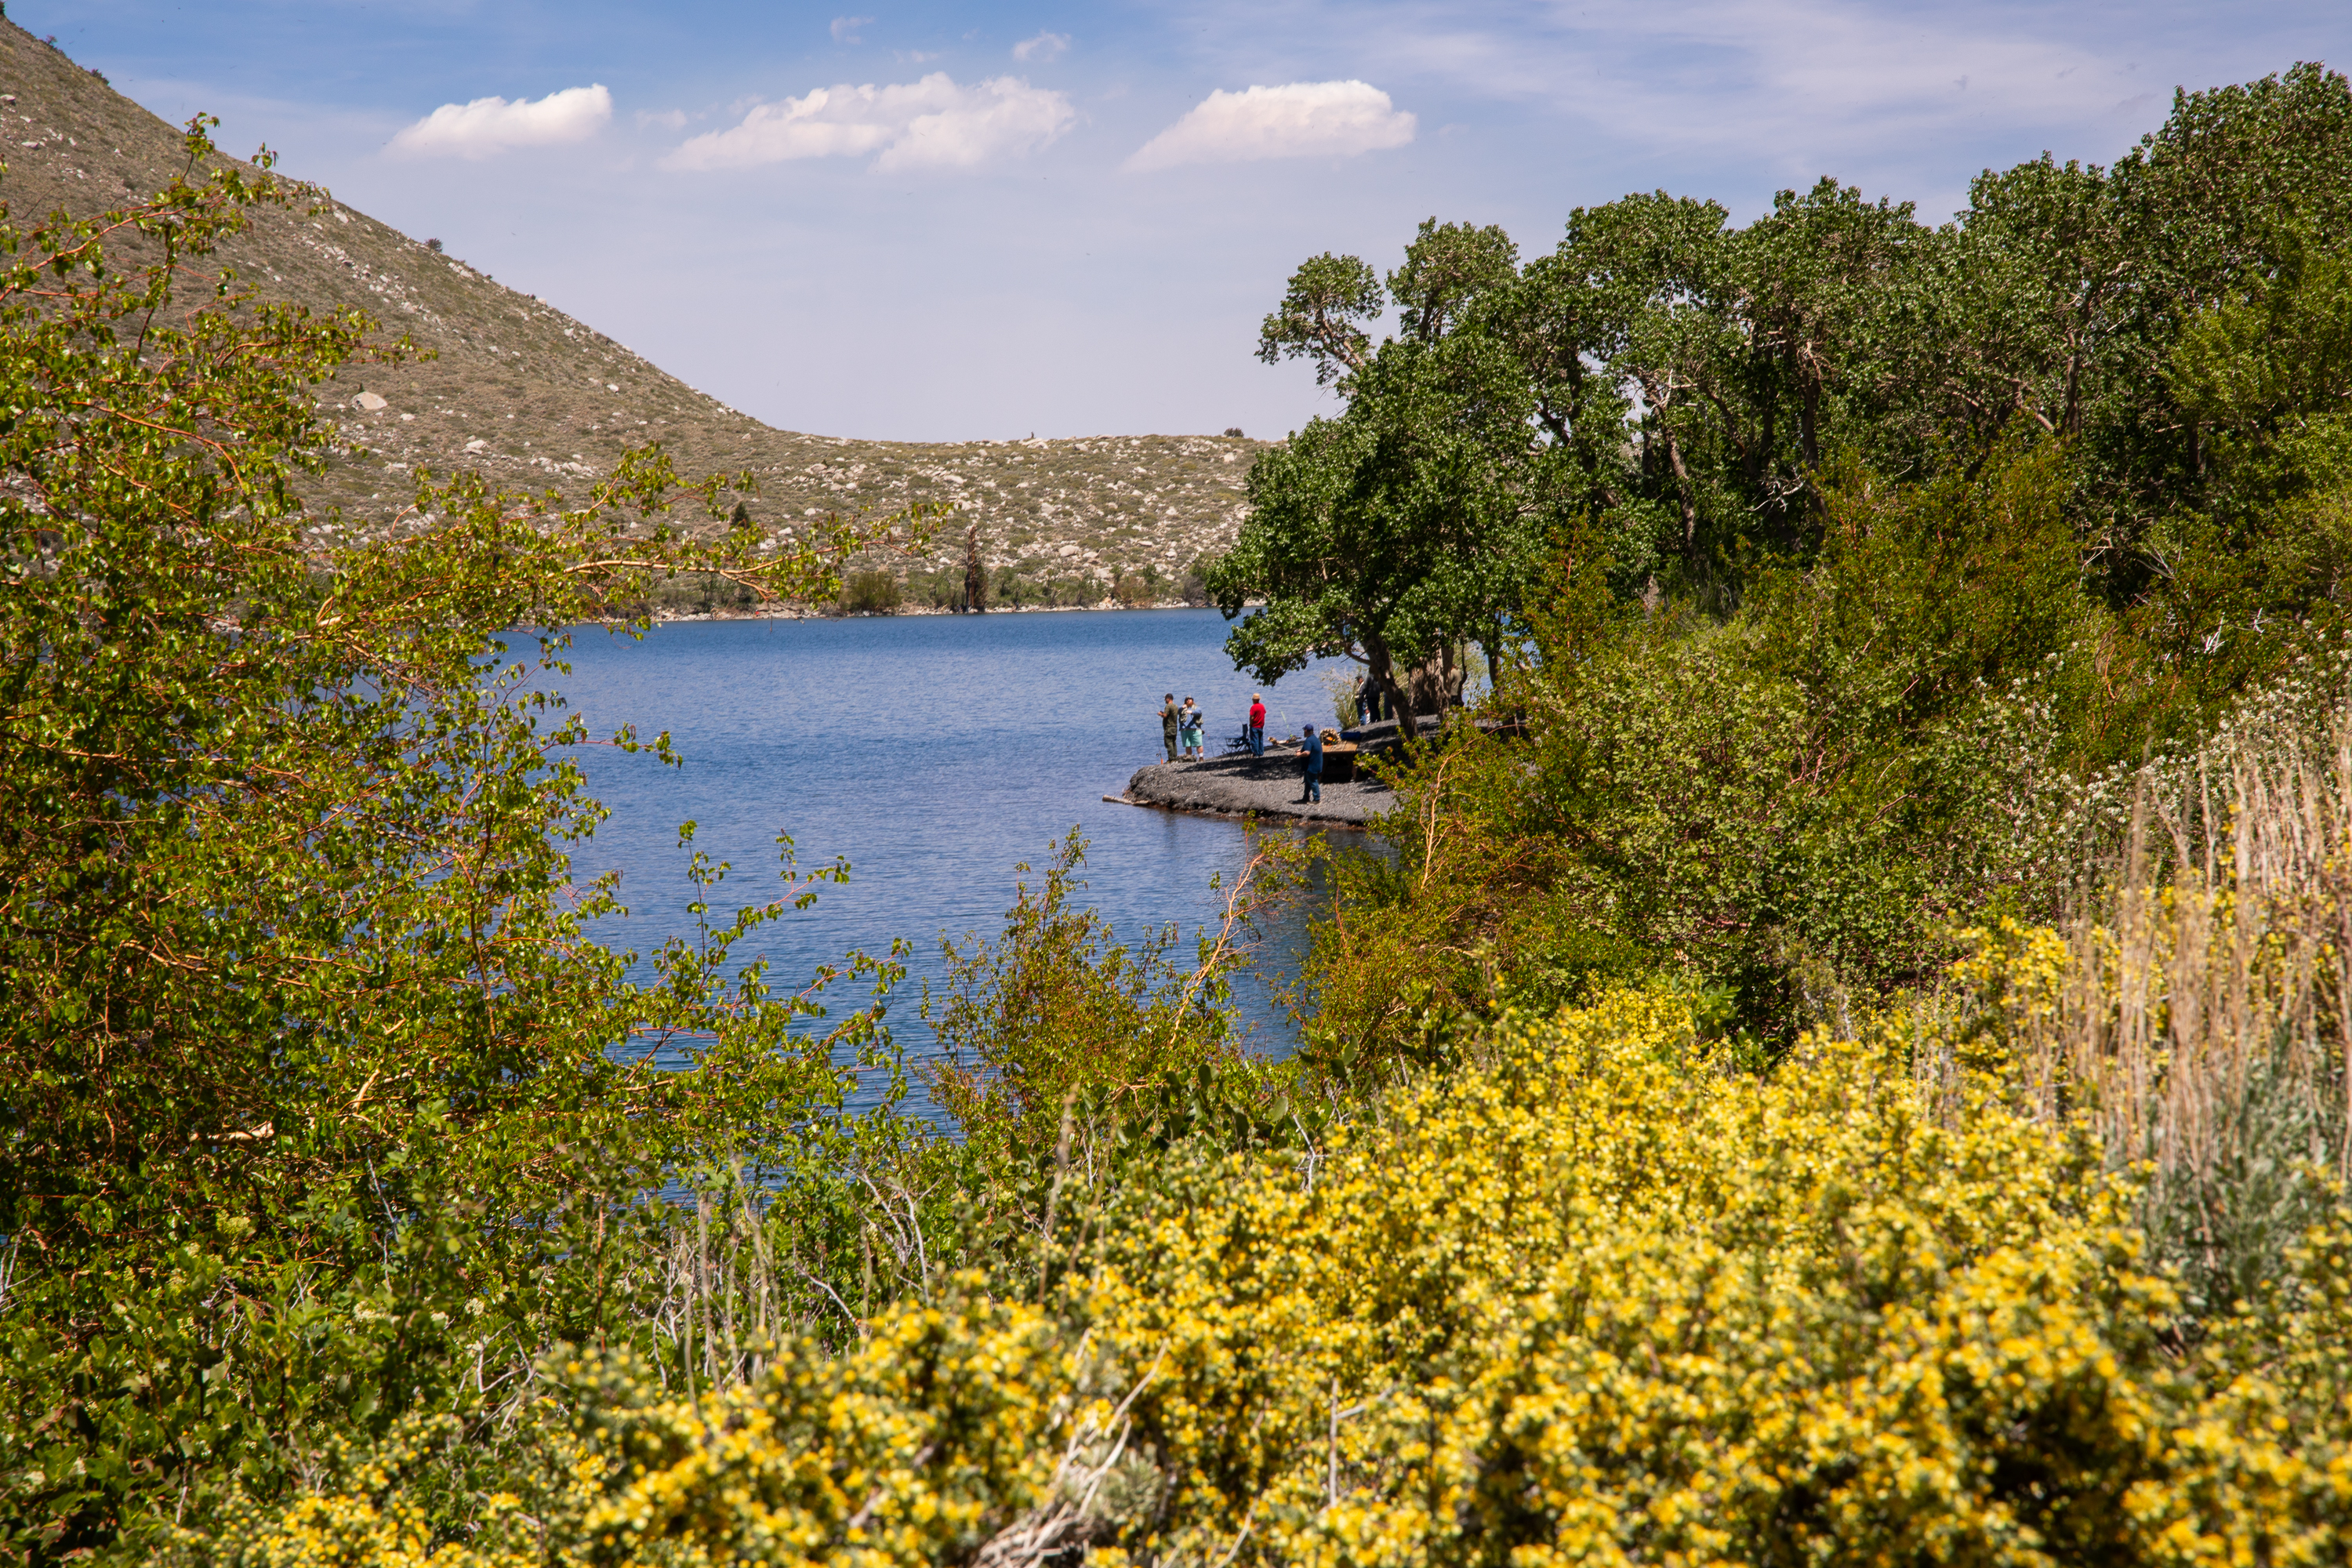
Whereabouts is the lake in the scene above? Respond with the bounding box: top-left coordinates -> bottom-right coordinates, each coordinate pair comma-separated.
545,607 -> 1352,1093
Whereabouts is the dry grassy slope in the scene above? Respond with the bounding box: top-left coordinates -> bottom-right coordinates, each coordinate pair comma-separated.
0,20 -> 1268,590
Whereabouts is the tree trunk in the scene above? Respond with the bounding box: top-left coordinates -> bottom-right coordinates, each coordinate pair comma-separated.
1799,370 -> 1823,524
1636,373 -> 1701,568
1800,374 -> 1821,473
1363,635 -> 1396,732
1392,645 -> 1465,738
962,523 -> 986,613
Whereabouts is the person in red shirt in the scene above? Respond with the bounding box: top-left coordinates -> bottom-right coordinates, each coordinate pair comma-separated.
1248,693 -> 1267,757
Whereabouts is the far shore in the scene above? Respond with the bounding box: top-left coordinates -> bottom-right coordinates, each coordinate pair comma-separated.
624,598 -> 1260,624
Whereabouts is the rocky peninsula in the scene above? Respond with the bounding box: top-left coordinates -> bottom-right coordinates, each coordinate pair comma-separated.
1116,750 -> 1392,827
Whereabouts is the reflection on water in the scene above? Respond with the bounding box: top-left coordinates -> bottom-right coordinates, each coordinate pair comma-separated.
545,608 -> 1352,1102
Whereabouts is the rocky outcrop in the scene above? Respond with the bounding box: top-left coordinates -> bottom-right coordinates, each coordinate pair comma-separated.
1117,754 -> 1389,827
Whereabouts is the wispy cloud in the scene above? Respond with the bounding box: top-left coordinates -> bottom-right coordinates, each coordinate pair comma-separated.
1013,31 -> 1071,64
1552,0 -> 2121,148
663,73 -> 1075,172
635,107 -> 688,131
1126,81 -> 1414,172
1255,0 -> 2142,175
830,15 -> 875,45
388,84 -> 612,160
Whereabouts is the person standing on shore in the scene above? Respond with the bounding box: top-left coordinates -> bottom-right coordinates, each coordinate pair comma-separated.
1180,697 -> 1203,760
1299,724 -> 1323,804
1158,693 -> 1181,762
1248,692 -> 1266,757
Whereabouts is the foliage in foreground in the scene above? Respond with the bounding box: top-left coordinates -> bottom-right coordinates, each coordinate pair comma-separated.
0,122 -> 925,1560
216,975 -> 2352,1566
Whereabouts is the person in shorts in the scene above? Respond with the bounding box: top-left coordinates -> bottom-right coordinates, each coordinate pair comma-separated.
1180,697 -> 1204,760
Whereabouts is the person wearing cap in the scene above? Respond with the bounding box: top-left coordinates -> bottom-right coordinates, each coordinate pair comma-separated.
1158,693 -> 1181,762
1248,692 -> 1266,757
1298,724 -> 1323,804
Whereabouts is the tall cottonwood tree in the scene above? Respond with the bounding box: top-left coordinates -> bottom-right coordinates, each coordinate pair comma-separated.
1214,221 -> 1555,723
1215,64 -> 2352,724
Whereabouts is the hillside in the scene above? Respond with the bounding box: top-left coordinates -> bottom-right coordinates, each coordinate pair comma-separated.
0,20 -> 1265,606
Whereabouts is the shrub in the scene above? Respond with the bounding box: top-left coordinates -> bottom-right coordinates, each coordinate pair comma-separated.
904,567 -> 966,608
645,568 -> 760,615
1290,445 -> 2131,1067
841,568 -> 902,614
1936,664 -> 2352,1319
1178,557 -> 1210,607
921,832 -> 1252,1156
224,984 -> 2352,1565
990,564 -> 1048,608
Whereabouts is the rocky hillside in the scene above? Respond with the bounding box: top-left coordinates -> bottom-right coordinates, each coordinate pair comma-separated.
0,20 -> 1265,605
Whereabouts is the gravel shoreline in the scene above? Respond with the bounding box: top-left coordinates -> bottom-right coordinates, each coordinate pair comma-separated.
1115,753 -> 1392,828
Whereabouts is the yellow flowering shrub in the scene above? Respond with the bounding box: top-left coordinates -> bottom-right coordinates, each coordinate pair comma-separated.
215,1294 -> 1089,1568
224,983 -> 2352,1566
1088,985 -> 2352,1566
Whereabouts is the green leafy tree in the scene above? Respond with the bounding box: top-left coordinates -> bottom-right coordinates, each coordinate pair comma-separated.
0,122 -> 924,1557
1541,191 -> 1743,593
1901,154 -> 2122,452
1214,221 -> 1553,723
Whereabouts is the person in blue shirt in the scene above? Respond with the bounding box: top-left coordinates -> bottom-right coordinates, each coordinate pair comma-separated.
1298,725 -> 1323,804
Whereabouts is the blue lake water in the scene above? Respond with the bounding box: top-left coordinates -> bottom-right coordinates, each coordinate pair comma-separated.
541,608 -> 1351,1090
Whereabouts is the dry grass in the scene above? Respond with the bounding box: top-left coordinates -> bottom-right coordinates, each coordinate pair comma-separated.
1927,666 -> 2352,1310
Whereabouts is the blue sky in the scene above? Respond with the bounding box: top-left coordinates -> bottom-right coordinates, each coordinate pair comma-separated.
24,1 -> 2351,442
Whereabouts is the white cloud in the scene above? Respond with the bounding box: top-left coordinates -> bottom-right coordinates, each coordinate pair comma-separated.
830,15 -> 875,44
1013,31 -> 1071,63
636,107 -> 688,131
662,73 -> 1074,172
388,84 -> 612,159
1125,80 -> 1414,172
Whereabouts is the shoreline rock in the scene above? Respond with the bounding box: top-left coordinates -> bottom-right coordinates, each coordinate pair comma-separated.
1116,754 -> 1391,828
